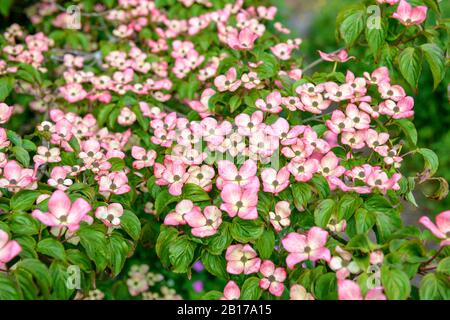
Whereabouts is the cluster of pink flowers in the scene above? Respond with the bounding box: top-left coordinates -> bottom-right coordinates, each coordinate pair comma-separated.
2,24 -> 53,71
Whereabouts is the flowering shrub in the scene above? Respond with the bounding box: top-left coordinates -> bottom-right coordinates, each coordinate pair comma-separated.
0,0 -> 449,300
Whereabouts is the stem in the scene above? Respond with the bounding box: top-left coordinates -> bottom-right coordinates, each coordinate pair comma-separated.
420,247 -> 444,271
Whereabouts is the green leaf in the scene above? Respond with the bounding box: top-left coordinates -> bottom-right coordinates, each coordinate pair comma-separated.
206,222 -> 232,255
10,190 -> 40,212
314,273 -> 338,300
354,208 -> 375,234
381,266 -> 411,300
169,236 -> 196,273
255,229 -> 275,259
37,238 -> 66,261
77,226 -> 108,272
97,104 -> 115,127
132,104 -> 149,131
230,95 -> 242,113
0,0 -> 13,16
314,199 -> 335,228
418,148 -> 439,177
419,273 -> 444,300
156,226 -> 179,268
14,235 -> 37,259
22,139 -> 37,152
0,273 -> 20,299
230,218 -> 264,243
310,175 -> 330,198
155,189 -> 180,216
437,257 -> 450,275
108,233 -> 131,276
108,157 -> 125,171
0,77 -> 14,100
254,52 -> 279,79
6,129 -> 22,146
12,146 -> 30,167
200,290 -> 223,300
395,119 -> 418,146
201,251 -> 228,279
420,43 -> 445,89
121,210 -> 141,241
365,19 -> 386,58
339,10 -> 365,46
10,213 -> 40,236
183,183 -> 210,202
291,183 -> 312,210
16,259 -> 52,298
66,249 -> 92,271
240,277 -> 262,300
337,194 -> 362,220
398,47 -> 421,89
346,234 -> 375,253
49,261 -> 74,300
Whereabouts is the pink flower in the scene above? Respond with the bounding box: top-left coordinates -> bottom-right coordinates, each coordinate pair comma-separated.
33,146 -> 61,165
378,82 -> 406,101
220,281 -> 240,300
261,166 -> 290,194
419,210 -> 450,247
287,158 -> 319,182
235,111 -> 264,136
329,246 -> 361,279
271,43 -> 294,60
220,183 -> 258,220
0,128 -> 9,149
256,91 -> 283,113
185,206 -> 222,238
0,160 -> 35,192
290,285 -> 314,300
341,130 -> 367,149
99,171 -> 131,195
154,158 -> 188,196
318,152 -> 346,178
392,0 -> 427,26
379,97 -> 414,119
0,103 -> 13,124
281,140 -> 314,161
338,279 -> 386,300
95,203 -> 124,228
364,67 -> 390,85
187,165 -> 215,191
216,159 -> 258,190
370,251 -> 384,265
59,83 -> 87,103
32,190 -> 92,232
47,166 -> 73,190
326,110 -> 354,134
0,230 -> 21,270
282,227 -> 331,269
345,104 -> 371,130
225,244 -> 261,275
117,107 -> 136,126
318,49 -> 354,63
164,200 -> 198,226
259,260 -> 286,296
131,146 -> 156,169
265,118 -> 303,145
227,28 -> 258,50
365,129 -> 390,156
214,67 -> 241,92
366,171 -> 401,193
269,201 -> 291,232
